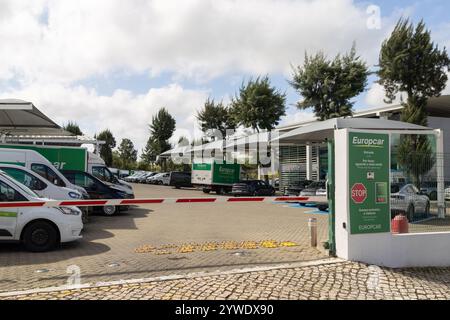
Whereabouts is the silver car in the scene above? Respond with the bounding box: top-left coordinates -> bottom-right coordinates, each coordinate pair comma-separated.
391,184 -> 430,221
445,187 -> 450,201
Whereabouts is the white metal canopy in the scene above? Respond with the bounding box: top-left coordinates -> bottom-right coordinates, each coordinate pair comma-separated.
273,118 -> 433,144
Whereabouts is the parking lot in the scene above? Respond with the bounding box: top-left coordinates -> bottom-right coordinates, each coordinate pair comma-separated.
0,183 -> 329,293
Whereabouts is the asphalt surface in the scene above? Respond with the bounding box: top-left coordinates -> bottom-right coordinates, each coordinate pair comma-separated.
0,183 -> 329,293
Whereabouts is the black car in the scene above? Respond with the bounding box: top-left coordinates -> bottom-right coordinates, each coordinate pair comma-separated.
169,171 -> 192,188
284,180 -> 313,196
61,170 -> 134,216
232,180 -> 276,196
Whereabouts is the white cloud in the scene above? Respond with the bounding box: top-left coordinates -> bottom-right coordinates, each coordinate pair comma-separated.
364,82 -> 398,109
365,74 -> 450,110
443,73 -> 450,95
0,0 -> 406,84
281,109 -> 317,127
2,0 -> 449,156
0,83 -> 208,155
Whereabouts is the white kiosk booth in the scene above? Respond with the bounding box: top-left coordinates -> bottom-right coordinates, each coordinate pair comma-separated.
276,118 -> 450,268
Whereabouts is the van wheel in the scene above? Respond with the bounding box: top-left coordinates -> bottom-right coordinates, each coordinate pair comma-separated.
429,191 -> 437,201
407,204 -> 415,222
22,221 -> 58,252
425,202 -> 430,216
202,188 -> 210,194
81,208 -> 90,224
103,205 -> 117,216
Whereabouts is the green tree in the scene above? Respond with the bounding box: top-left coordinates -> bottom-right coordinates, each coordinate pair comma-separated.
63,121 -> 83,136
290,45 -> 369,120
141,137 -> 170,163
149,108 -> 176,144
378,19 -> 450,187
118,138 -> 137,170
230,76 -> 286,132
96,129 -> 116,167
111,150 -> 122,168
142,108 -> 176,167
197,98 -> 235,139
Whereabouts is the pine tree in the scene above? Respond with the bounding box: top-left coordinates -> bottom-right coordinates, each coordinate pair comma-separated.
197,98 -> 235,139
118,138 -> 137,170
63,121 -> 83,136
230,76 -> 286,132
96,129 -> 116,166
378,19 -> 450,187
290,45 -> 369,120
141,108 -> 176,164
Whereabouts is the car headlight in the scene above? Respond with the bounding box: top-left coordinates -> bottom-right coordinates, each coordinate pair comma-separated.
68,192 -> 82,199
58,206 -> 81,215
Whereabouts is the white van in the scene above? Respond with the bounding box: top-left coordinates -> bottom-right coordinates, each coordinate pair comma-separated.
0,148 -> 89,198
0,171 -> 83,252
0,164 -> 83,200
88,152 -> 132,190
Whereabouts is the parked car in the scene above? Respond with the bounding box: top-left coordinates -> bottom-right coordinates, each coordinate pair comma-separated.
231,180 -> 275,196
445,187 -> 450,201
270,178 -> 280,190
0,164 -> 91,223
0,148 -> 89,198
419,182 -> 438,201
152,172 -> 170,185
0,164 -> 83,200
145,173 -> 157,184
143,172 -> 157,184
0,171 -> 83,252
390,183 -> 430,221
299,181 -> 326,196
125,171 -> 145,183
169,171 -> 192,188
61,170 -> 134,216
284,180 -> 313,196
147,173 -> 162,184
91,165 -> 133,191
315,187 -> 327,197
136,172 -> 154,183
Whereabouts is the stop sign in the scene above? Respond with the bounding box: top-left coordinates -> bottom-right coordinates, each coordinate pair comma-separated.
351,183 -> 367,204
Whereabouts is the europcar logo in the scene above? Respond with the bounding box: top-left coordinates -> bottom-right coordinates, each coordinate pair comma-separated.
352,136 -> 385,147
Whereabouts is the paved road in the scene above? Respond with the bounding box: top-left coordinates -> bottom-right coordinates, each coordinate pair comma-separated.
2,259 -> 450,300
0,184 -> 329,293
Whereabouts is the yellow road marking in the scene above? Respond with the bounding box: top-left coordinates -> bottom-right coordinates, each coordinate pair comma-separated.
134,240 -> 300,254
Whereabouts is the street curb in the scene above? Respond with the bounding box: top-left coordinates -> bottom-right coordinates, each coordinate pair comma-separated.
0,258 -> 344,298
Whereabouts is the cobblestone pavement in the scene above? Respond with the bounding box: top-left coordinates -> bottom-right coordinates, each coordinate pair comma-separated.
2,259 -> 450,300
0,184 -> 328,293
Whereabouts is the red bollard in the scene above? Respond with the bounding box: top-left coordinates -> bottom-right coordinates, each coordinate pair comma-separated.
391,215 -> 409,234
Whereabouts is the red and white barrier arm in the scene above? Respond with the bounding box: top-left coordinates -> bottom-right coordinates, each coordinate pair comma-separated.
0,196 -> 309,208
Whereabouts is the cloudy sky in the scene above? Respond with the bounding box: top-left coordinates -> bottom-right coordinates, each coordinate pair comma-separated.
0,0 -> 449,154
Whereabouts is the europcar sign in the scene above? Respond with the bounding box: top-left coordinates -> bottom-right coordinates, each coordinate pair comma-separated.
348,132 -> 390,234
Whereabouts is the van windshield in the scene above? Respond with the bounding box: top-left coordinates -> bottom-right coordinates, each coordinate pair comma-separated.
92,166 -> 118,183
0,173 -> 39,198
